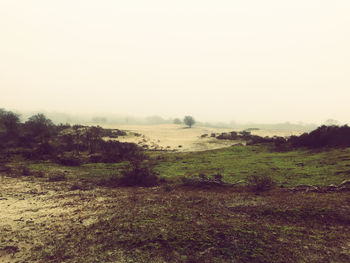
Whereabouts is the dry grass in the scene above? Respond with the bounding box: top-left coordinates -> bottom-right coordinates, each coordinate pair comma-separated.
1,175 -> 349,262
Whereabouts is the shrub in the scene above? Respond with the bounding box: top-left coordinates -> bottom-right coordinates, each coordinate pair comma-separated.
48,172 -> 66,182
163,185 -> 172,192
118,161 -> 158,187
69,183 -> 89,191
24,113 -> 55,143
33,171 -> 44,178
32,142 -> 56,160
0,165 -> 12,174
289,125 -> 350,148
246,174 -> 276,192
56,154 -> 82,166
0,110 -> 20,139
19,165 -> 31,176
97,174 -> 120,188
98,140 -> 140,163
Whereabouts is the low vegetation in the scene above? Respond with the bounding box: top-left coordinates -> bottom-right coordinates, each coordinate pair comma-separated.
0,109 -> 141,166
1,108 -> 350,262
246,174 -> 276,192
24,185 -> 350,262
214,124 -> 350,149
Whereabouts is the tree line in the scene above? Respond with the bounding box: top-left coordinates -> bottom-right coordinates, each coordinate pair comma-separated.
0,109 -> 140,165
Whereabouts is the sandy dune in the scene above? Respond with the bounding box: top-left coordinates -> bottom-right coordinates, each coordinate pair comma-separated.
98,124 -> 302,152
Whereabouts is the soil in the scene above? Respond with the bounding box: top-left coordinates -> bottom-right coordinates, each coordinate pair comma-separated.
0,176 -> 124,262
1,175 -> 349,262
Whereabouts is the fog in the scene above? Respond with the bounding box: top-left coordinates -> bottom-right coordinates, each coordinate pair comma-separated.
1,0 -> 349,124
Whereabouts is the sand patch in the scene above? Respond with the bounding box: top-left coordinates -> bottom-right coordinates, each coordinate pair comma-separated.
97,124 -> 302,152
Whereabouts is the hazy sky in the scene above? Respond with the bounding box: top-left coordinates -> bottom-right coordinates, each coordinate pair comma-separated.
1,0 -> 349,124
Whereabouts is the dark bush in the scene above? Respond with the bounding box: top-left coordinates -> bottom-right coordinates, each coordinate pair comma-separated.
215,130 -> 285,146
246,174 -> 276,192
36,142 -> 56,156
24,142 -> 57,161
33,171 -> 44,178
69,183 -> 90,191
24,114 -> 56,143
0,110 -> 20,139
89,153 -> 103,163
56,155 -> 82,166
118,161 -> 158,187
0,108 -> 144,165
0,165 -> 12,174
56,123 -> 71,132
20,165 -> 31,176
48,172 -> 66,182
289,125 -> 350,148
98,140 -> 140,163
98,174 -> 121,188
101,129 -> 126,138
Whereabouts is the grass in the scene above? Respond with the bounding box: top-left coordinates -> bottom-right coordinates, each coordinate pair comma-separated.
17,144 -> 350,187
152,145 -> 350,186
3,144 -> 350,262
28,187 -> 350,262
28,161 -> 128,184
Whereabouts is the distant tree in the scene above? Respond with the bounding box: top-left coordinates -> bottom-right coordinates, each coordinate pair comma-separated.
85,126 -> 103,153
173,118 -> 182,125
25,114 -> 55,142
183,116 -> 195,128
0,109 -> 21,138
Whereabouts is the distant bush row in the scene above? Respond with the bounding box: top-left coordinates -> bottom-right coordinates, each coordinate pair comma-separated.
213,125 -> 350,149
288,125 -> 350,148
0,108 -> 141,165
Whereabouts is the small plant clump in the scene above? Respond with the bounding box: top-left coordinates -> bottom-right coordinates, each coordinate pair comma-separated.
56,154 -> 82,166
118,161 -> 159,187
246,174 -> 276,192
20,165 -> 31,176
48,172 -> 66,182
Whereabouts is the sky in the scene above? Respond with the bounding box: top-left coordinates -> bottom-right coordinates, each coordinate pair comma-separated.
1,0 -> 350,124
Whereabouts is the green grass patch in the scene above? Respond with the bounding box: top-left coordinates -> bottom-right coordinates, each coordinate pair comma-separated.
153,145 -> 350,186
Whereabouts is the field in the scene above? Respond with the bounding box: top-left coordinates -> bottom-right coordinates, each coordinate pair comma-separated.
1,125 -> 350,262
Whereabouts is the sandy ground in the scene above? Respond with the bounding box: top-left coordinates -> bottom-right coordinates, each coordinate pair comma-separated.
0,176 -> 130,263
1,175 -> 349,262
98,124 -> 302,152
